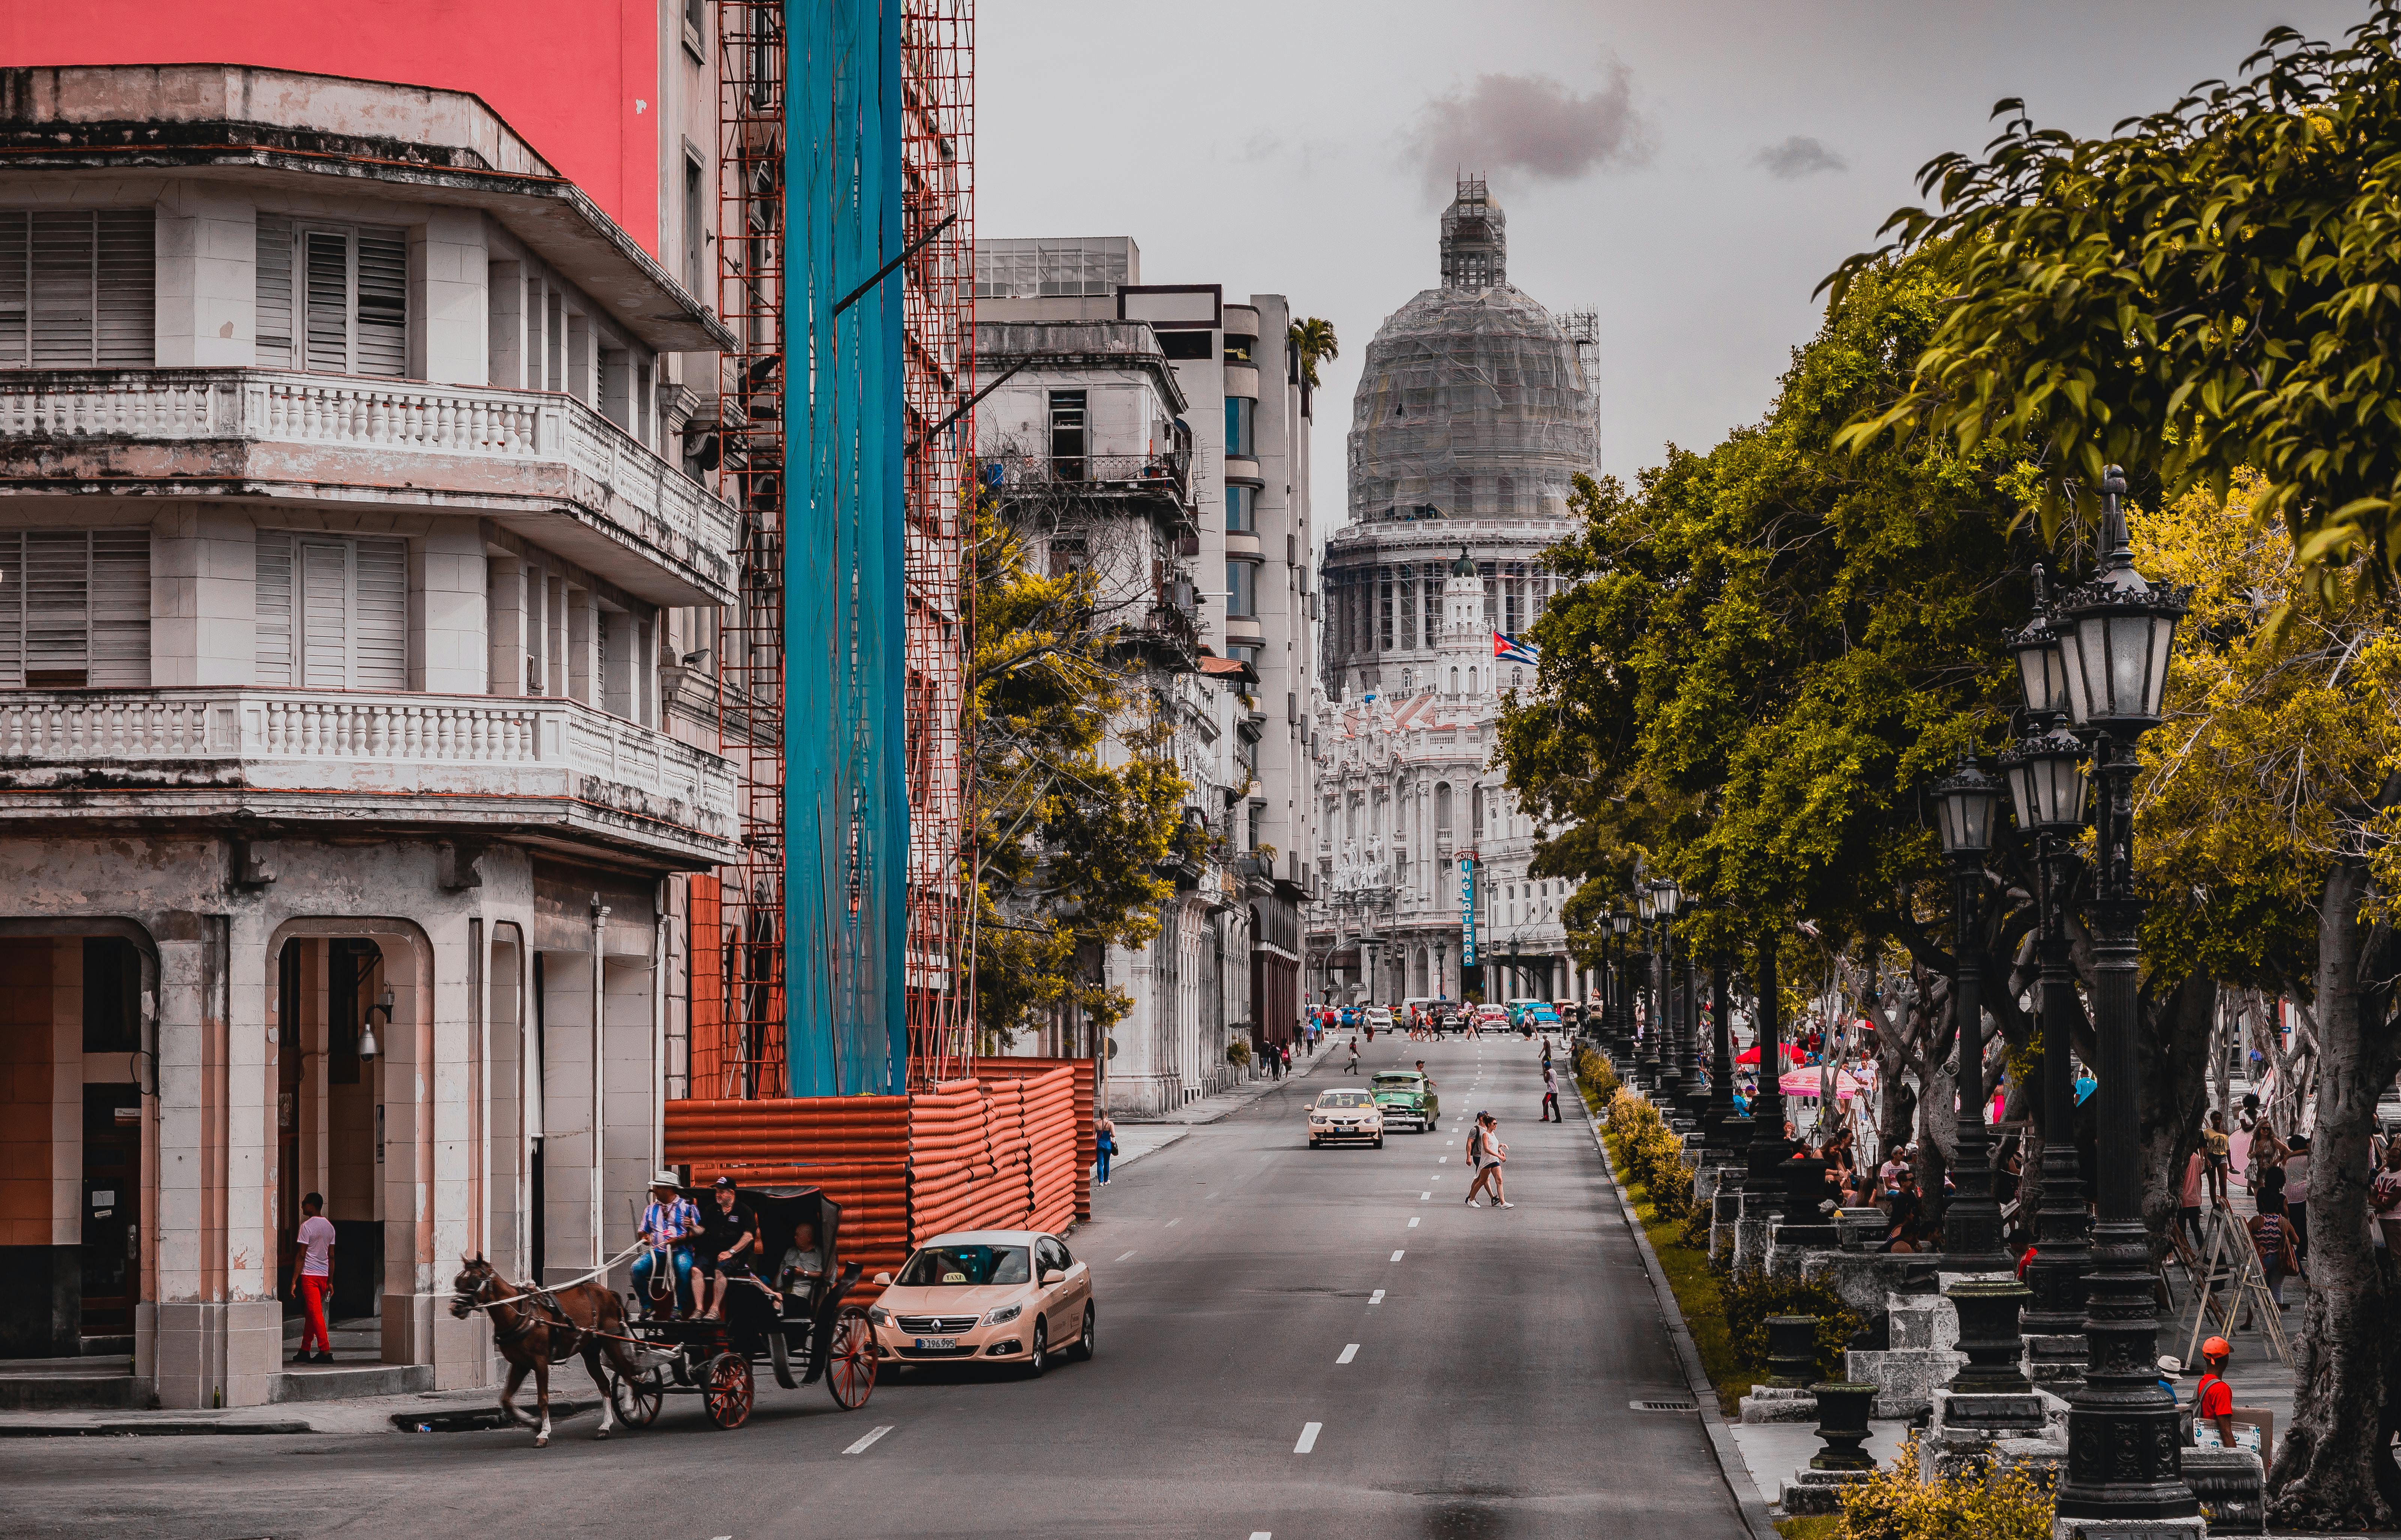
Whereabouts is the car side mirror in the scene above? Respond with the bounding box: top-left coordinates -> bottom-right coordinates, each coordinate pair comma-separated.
873,1272 -> 893,1287
1041,1269 -> 1066,1287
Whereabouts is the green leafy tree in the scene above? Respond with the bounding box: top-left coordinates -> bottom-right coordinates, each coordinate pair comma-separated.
969,502 -> 1195,1050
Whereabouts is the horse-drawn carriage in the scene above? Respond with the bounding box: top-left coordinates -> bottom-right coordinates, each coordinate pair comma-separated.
609,1184 -> 877,1430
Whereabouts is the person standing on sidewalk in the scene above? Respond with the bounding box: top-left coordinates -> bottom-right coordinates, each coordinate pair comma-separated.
291,1192 -> 336,1364
1540,1061 -> 1563,1122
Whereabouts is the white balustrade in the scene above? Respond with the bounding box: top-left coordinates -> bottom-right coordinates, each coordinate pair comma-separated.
0,368 -> 736,559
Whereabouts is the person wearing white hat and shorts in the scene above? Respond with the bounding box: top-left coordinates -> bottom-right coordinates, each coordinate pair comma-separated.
633,1171 -> 702,1319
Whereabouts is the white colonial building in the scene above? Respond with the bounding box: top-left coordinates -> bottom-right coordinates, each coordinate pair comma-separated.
1308,181 -> 1599,1009
0,65 -> 733,1408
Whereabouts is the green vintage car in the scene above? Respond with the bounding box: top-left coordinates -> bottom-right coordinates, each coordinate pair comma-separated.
1370,1070 -> 1439,1133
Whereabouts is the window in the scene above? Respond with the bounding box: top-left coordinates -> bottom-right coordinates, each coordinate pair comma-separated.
1377,566 -> 1393,649
1158,329 -> 1211,360
1226,559 -> 1257,619
1224,395 -> 1255,457
0,210 -> 154,368
1435,783 -> 1452,835
1224,333 -> 1255,365
683,156 -> 708,301
1400,566 -> 1418,650
83,936 -> 141,1053
1047,389 -> 1087,473
0,529 -> 148,688
1226,484 -> 1253,533
1229,643 -> 1260,668
256,216 -> 406,376
255,531 -> 407,689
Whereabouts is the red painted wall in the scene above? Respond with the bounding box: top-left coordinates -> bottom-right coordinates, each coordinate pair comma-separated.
0,1 -> 663,255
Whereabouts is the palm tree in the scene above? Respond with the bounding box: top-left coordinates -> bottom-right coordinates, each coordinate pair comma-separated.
1288,316 -> 1339,388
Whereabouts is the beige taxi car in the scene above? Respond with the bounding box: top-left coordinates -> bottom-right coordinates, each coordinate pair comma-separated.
1308,1085 -> 1386,1149
867,1230 -> 1095,1377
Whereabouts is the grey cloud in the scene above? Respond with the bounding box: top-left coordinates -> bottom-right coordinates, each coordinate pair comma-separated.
1753,135 -> 1846,179
1407,60 -> 1651,201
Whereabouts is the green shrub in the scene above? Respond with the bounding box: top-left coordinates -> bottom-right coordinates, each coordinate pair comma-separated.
1606,1090 -> 1694,1223
1572,1044 -> 1620,1108
1718,1269 -> 1866,1382
1837,1446 -> 2051,1540
1227,1040 -> 1251,1066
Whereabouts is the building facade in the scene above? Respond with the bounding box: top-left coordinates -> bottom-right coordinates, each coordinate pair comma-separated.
0,64 -> 735,1408
975,238 -> 1315,1112
1307,182 -> 1599,1010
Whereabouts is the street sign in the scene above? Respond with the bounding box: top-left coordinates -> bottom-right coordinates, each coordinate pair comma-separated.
1459,854 -> 1477,967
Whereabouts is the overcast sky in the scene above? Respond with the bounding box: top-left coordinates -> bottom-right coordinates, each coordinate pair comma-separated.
979,0 -> 2368,541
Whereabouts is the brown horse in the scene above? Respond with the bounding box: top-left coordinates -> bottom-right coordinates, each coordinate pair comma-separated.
450,1254 -> 643,1447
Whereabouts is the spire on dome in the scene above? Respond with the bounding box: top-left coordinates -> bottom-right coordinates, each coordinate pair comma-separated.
1440,177 -> 1505,291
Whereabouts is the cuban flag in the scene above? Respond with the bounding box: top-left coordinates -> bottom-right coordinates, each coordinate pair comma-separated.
1493,632 -> 1539,667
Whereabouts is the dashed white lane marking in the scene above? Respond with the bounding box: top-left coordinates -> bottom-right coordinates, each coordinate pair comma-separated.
1294,1422 -> 1322,1453
1337,1344 -> 1359,1365
1165,1218 -> 1181,1227
1369,1289 -> 1385,1305
1115,1250 -> 1137,1261
844,1425 -> 894,1455
1407,1216 -> 1420,1228
1252,1533 -> 1273,1539
1420,1191 -> 1431,1199
1438,1157 -> 1447,1164
1391,1249 -> 1406,1261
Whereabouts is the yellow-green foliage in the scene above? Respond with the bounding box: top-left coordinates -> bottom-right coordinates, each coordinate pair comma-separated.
1836,1447 -> 2052,1540
1607,1091 -> 1695,1223
1573,1044 -> 1620,1108
1719,1269 -> 1867,1382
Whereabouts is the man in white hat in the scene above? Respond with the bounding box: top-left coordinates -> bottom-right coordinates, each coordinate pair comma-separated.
633,1171 -> 701,1319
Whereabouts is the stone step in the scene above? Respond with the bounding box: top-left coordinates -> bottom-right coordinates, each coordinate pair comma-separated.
269,1363 -> 434,1403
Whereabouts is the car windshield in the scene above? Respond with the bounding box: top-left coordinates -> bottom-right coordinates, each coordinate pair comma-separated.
1318,1090 -> 1372,1108
897,1245 -> 1031,1287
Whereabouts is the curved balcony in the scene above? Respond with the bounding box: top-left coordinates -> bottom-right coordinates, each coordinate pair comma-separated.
0,369 -> 736,607
0,686 -> 735,866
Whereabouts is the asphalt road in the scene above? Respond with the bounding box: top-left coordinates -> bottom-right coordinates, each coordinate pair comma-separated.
0,1033 -> 1746,1540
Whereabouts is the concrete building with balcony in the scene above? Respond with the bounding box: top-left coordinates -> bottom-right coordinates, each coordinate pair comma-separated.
0,65 -> 737,1409
1306,181 -> 1600,1011
974,237 -> 1315,1109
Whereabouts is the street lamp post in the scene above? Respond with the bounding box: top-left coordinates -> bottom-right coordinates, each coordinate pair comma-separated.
1611,910 -> 1637,1065
2049,467 -> 2199,1531
1651,877 -> 1691,1117
1932,755 -> 2029,1391
1703,958 -> 1744,1165
2002,570 -> 2095,1384
1679,897 -> 1711,1129
1742,930 -> 1790,1225
1634,887 -> 1663,1089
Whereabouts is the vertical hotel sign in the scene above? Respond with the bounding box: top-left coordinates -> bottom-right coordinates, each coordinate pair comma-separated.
1458,855 -> 1477,967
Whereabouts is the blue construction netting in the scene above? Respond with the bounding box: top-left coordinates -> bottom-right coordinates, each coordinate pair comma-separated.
788,0 -> 909,1095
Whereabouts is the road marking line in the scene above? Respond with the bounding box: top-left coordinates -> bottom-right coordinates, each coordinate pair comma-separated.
1165,1218 -> 1180,1227
1408,1216 -> 1420,1227
1369,1289 -> 1385,1304
1420,1191 -> 1431,1199
1115,1250 -> 1137,1261
1294,1422 -> 1321,1453
1391,1249 -> 1405,1261
1252,1533 -> 1273,1539
1437,1156 -> 1446,1163
1337,1344 -> 1359,1365
844,1425 -> 894,1455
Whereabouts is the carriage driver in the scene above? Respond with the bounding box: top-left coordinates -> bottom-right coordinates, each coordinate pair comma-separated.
632,1173 -> 702,1320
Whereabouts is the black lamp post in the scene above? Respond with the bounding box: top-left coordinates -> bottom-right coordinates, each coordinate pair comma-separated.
1702,951 -> 1740,1155
1650,876 -> 1690,1110
1633,887 -> 1662,1089
1743,930 -> 1791,1225
1932,756 -> 2012,1272
2050,467 -> 2198,1528
2002,570 -> 2095,1381
1611,909 -> 1637,1064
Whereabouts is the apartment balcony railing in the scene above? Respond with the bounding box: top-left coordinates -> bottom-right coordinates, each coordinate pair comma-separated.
0,369 -> 737,607
997,449 -> 1191,502
0,686 -> 735,866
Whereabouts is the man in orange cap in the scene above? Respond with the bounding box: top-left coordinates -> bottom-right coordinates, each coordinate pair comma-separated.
2194,1336 -> 2269,1462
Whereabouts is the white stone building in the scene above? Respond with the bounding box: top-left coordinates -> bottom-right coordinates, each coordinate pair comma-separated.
1307,181 -> 1599,1010
0,65 -> 735,1408
975,238 -> 1316,1111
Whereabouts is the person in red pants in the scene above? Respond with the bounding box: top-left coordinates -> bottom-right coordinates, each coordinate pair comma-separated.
291,1192 -> 337,1364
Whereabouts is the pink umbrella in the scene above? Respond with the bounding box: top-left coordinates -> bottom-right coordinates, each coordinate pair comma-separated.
1782,1066 -> 1868,1100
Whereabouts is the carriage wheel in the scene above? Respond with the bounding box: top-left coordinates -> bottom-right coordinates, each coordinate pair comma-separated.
611,1365 -> 664,1428
825,1306 -> 877,1410
703,1352 -> 754,1430
769,1324 -> 798,1390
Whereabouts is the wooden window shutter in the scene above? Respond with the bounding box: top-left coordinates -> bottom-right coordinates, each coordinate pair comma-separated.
0,532 -> 20,688
23,530 -> 90,686
28,212 -> 94,368
299,539 -> 349,688
87,529 -> 148,686
93,210 -> 153,367
302,230 -> 351,375
255,214 -> 294,369
352,536 -> 407,689
0,214 -> 26,368
254,530 -> 294,685
354,227 -> 407,378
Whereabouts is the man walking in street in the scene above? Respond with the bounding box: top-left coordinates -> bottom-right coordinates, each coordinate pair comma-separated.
290,1192 -> 336,1364
1540,1060 -> 1563,1122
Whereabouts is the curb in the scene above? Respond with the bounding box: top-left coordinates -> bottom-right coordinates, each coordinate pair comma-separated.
0,1419 -> 313,1438
1579,1069 -> 1782,1540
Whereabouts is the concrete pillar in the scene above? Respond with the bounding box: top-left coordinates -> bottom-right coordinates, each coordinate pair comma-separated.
150,506 -> 255,688
153,185 -> 254,369
486,554 -> 526,697
601,950 -> 655,1288
487,260 -> 525,389
538,945 -> 595,1281
414,208 -> 488,386
409,519 -> 488,695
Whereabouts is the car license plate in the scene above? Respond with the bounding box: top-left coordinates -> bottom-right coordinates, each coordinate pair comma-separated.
915,1336 -> 957,1351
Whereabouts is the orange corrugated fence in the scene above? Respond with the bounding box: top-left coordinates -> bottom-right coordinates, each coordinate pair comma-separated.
664,1058 -> 1098,1300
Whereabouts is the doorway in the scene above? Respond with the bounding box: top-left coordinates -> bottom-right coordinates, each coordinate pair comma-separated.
79,1084 -> 141,1345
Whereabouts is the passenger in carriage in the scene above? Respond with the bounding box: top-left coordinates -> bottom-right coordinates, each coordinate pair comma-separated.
697,1176 -> 764,1322
780,1219 -> 826,1300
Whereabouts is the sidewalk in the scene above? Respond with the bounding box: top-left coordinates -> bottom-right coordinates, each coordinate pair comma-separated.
0,1380 -> 597,1438
1112,1036 -> 1336,1126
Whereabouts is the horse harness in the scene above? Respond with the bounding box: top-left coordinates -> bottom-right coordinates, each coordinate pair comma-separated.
468,1272 -> 582,1352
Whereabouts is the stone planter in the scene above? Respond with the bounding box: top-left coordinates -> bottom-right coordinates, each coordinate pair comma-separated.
1765,1314 -> 1818,1389
1810,1380 -> 1879,1470
1945,1276 -> 2031,1394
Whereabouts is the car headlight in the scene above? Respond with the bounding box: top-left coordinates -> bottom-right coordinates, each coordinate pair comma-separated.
868,1305 -> 891,1326
984,1304 -> 1023,1326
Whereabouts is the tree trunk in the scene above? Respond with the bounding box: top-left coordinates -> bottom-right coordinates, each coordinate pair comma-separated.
2135,974 -> 2215,1257
2268,855 -> 2401,1529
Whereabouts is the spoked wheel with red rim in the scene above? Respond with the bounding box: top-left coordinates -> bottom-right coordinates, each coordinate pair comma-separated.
702,1351 -> 754,1429
825,1306 -> 877,1410
610,1364 -> 664,1428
